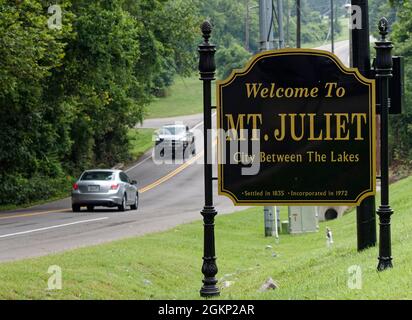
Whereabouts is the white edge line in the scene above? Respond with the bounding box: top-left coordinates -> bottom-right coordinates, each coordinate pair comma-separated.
0,217 -> 109,239
125,155 -> 152,172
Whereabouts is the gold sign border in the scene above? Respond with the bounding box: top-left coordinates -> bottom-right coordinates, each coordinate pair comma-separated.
216,48 -> 376,206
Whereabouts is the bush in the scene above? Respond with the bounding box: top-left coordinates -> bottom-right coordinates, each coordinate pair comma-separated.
216,42 -> 252,80
0,174 -> 73,206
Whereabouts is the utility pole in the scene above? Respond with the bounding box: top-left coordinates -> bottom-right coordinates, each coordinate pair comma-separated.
296,0 -> 301,48
259,0 -> 276,236
246,2 -> 259,52
277,0 -> 284,49
350,0 -> 377,251
259,0 -> 274,51
330,0 -> 334,53
245,0 -> 250,51
286,0 -> 290,47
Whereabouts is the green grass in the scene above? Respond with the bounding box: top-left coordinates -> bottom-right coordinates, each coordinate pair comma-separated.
145,76 -> 215,119
128,128 -> 155,160
1,176 -> 412,299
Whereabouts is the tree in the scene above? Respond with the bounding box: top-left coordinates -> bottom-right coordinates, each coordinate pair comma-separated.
0,0 -> 201,205
0,0 -> 74,205
216,43 -> 252,79
389,0 -> 412,162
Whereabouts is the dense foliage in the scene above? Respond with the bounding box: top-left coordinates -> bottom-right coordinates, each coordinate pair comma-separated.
0,0 -> 199,205
390,0 -> 412,163
1,0 -> 410,207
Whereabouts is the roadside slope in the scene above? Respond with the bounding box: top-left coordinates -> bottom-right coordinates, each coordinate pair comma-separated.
0,175 -> 411,299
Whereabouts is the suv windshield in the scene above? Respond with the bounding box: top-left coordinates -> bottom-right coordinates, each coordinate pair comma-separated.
81,171 -> 115,181
159,126 -> 185,135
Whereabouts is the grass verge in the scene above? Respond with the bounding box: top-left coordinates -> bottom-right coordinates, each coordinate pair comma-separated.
128,128 -> 155,160
145,76 -> 215,119
1,176 -> 412,299
302,17 -> 349,49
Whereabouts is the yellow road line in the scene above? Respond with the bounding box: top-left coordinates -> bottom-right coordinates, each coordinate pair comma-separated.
0,208 -> 70,221
138,151 -> 204,193
0,149 -> 209,221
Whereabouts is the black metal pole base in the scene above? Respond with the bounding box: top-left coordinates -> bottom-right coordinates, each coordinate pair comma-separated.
200,273 -> 220,298
377,257 -> 393,271
200,206 -> 220,298
377,205 -> 393,271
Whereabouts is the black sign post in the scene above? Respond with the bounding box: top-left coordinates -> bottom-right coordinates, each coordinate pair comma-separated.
375,18 -> 393,271
198,21 -> 220,297
217,50 -> 376,205
351,0 -> 377,252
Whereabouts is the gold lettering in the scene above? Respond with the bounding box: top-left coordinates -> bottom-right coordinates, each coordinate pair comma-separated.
247,114 -> 263,141
245,83 -> 262,98
335,113 -> 350,140
270,83 -> 276,97
290,113 -> 305,141
276,87 -> 284,98
324,113 -> 333,140
308,113 -> 323,140
261,87 -> 269,98
226,114 -> 246,141
294,87 -> 309,98
310,87 -> 319,97
274,114 -> 287,141
351,113 -> 367,140
285,87 -> 294,98
325,82 -> 337,97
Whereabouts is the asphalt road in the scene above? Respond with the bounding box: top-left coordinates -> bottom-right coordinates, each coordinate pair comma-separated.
0,115 -> 247,262
0,41 -> 350,262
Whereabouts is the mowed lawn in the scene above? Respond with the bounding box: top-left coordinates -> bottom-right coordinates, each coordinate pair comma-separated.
1,176 -> 412,299
145,76 -> 215,119
128,128 -> 155,160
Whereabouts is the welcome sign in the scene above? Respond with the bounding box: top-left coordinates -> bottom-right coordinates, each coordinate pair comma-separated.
217,49 -> 376,205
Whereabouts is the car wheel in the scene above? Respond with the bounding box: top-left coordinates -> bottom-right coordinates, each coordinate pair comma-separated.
87,205 -> 94,212
118,194 -> 127,211
72,204 -> 81,212
130,194 -> 138,210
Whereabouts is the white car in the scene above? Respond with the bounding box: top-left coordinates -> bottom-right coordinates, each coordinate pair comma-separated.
154,124 -> 196,159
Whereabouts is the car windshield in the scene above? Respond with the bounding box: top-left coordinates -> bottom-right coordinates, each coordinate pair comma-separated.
159,126 -> 185,135
81,171 -> 115,181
